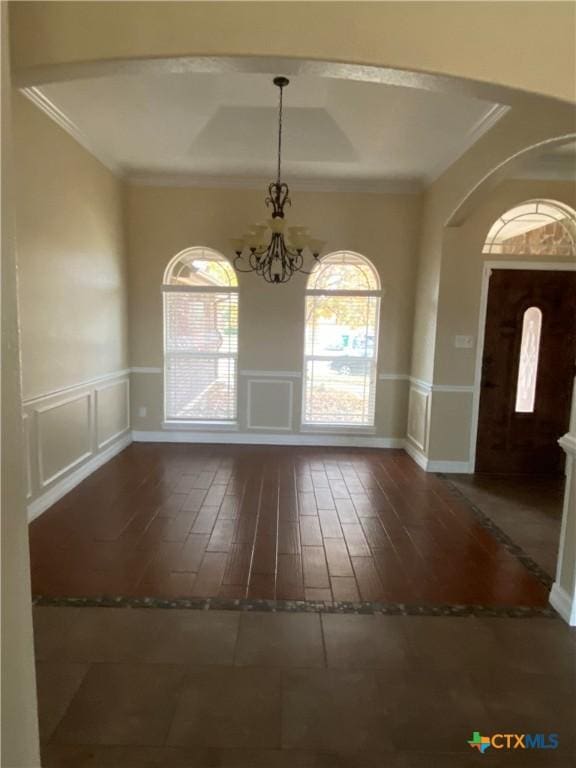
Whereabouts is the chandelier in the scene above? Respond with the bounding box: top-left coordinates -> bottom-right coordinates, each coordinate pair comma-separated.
231,77 -> 325,283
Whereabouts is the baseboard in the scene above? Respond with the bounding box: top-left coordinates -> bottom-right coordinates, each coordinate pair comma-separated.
549,582 -> 576,625
404,440 -> 472,474
132,430 -> 475,471
27,433 -> 133,523
404,440 -> 429,470
427,459 -> 472,474
131,430 -> 405,449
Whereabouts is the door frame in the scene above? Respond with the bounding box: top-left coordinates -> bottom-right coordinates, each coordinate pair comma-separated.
469,260 -> 576,472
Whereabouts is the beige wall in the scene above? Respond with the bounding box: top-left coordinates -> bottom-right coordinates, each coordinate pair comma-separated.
127,184 -> 421,438
14,92 -> 128,397
1,6 -> 41,765
9,2 -> 576,104
13,92 -> 130,514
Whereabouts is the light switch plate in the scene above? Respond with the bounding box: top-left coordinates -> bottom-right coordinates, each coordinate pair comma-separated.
454,335 -> 474,349
138,406 -> 148,418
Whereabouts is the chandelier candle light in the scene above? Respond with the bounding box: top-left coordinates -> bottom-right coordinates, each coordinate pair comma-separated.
231,77 -> 326,283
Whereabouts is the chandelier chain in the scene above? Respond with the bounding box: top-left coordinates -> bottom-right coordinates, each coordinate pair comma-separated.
277,81 -> 284,185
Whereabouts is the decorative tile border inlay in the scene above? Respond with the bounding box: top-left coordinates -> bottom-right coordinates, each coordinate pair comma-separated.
31,594 -> 558,619
437,474 -> 555,589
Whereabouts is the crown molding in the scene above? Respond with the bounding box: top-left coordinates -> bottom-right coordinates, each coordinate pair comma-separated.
425,103 -> 510,184
127,173 -> 423,195
21,86 -> 122,176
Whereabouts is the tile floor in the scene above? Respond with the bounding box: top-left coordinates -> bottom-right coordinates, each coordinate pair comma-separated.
30,445 -> 550,607
446,473 -> 563,576
35,606 -> 576,767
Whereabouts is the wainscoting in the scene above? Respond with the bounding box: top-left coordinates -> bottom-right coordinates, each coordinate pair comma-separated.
130,368 -> 411,440
245,377 -> 294,431
23,370 -> 132,521
25,368 -> 480,524
406,379 -> 475,473
407,383 -> 429,453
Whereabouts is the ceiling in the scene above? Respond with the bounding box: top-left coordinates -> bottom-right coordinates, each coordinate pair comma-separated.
24,71 -> 514,190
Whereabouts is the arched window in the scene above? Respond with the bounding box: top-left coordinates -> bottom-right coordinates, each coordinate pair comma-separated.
303,251 -> 381,426
163,247 -> 238,422
483,200 -> 576,256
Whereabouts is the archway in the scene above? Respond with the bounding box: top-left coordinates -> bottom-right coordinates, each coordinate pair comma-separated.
455,199 -> 576,597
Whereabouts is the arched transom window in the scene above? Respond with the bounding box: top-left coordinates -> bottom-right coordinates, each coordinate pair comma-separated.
303,251 -> 381,426
483,200 -> 576,257
163,247 -> 238,422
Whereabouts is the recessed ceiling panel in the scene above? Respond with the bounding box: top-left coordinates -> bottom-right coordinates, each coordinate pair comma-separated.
190,106 -> 356,163
30,70 -> 508,187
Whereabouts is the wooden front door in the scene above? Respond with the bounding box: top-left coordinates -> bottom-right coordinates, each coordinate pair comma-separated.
476,269 -> 576,474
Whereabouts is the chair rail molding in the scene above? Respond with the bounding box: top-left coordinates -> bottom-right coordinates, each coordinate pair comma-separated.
22,368 -> 131,405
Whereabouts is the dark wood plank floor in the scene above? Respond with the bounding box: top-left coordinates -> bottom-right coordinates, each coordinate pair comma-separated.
29,444 -> 550,606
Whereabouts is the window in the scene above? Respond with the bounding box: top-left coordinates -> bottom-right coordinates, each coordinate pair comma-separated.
163,247 -> 238,422
303,251 -> 381,426
515,307 -> 542,413
483,200 -> 576,257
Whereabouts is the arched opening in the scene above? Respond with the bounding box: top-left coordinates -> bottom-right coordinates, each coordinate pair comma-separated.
465,200 -> 576,591
163,247 -> 239,422
302,251 -> 381,427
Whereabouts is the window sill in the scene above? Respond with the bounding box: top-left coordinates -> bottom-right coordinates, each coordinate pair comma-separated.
163,421 -> 239,431
300,424 -> 377,435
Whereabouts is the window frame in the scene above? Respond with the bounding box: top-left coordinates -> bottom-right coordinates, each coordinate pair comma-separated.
162,248 -> 239,425
482,199 -> 576,257
301,252 -> 382,430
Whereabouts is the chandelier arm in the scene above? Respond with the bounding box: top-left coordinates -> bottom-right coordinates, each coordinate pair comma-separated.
249,250 -> 264,272
288,250 -> 321,275
291,251 -> 304,273
291,261 -> 320,276
233,255 -> 258,273
233,250 -> 267,274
